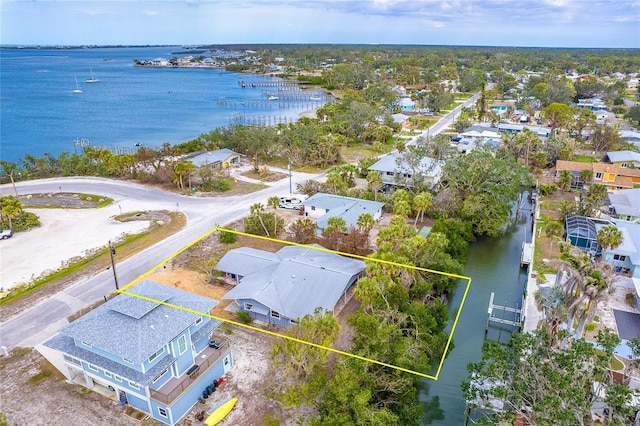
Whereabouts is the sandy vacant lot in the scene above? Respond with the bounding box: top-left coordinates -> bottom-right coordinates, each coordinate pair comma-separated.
1,202 -> 149,291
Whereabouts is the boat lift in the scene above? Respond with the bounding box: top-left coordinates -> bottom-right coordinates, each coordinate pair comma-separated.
485,292 -> 524,334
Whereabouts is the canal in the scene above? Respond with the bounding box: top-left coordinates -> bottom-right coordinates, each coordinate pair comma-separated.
420,192 -> 534,424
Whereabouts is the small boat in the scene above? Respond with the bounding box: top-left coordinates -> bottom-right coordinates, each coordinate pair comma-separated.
204,397 -> 237,426
310,95 -> 321,101
267,95 -> 278,101
85,67 -> 99,83
73,77 -> 82,94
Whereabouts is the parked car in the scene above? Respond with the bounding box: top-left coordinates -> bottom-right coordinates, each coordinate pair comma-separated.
0,229 -> 12,239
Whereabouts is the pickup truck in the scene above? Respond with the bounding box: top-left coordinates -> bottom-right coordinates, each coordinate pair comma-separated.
0,229 -> 12,239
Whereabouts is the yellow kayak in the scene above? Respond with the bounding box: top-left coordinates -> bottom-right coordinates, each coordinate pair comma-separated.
204,397 -> 237,426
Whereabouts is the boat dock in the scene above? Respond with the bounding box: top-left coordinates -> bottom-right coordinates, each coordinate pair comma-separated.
521,242 -> 533,267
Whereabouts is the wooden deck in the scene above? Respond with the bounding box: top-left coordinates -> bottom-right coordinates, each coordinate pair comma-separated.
150,339 -> 229,405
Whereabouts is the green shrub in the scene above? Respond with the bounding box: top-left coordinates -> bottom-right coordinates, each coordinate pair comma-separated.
538,184 -> 557,196
237,311 -> 252,324
585,323 -> 596,332
219,231 -> 237,244
263,414 -> 281,426
626,292 -> 636,307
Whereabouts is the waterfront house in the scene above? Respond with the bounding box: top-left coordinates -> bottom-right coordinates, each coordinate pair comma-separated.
43,280 -> 232,426
301,193 -> 385,233
368,152 -> 444,190
188,148 -> 240,169
577,98 -> 608,111
608,188 -> 640,222
603,219 -> 640,279
219,245 -> 366,326
565,215 -> 611,255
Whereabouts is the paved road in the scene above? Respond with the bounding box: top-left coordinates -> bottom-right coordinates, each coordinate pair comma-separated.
0,94 -> 479,349
0,171 -> 317,348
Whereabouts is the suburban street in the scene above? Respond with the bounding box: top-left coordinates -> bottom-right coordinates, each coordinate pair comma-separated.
0,98 -> 475,349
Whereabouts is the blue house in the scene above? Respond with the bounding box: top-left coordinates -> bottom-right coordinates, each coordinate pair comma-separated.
217,245 -> 366,327
603,219 -> 640,279
44,280 -> 233,426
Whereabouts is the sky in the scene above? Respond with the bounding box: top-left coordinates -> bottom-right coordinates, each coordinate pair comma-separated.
1,0 -> 639,49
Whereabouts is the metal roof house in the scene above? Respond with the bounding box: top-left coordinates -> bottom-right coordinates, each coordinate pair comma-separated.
603,219 -> 640,280
301,193 -> 385,233
44,280 -> 232,426
608,188 -> 640,223
368,152 -> 444,190
219,245 -> 366,327
187,148 -> 240,168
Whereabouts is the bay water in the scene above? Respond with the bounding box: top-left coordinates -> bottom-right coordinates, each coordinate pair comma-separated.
1,46 -> 316,163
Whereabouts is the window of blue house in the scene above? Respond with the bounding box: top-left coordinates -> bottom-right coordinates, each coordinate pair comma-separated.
129,381 -> 140,390
87,363 -> 99,372
114,374 -> 123,382
271,311 -> 281,320
158,407 -> 168,418
81,341 -> 92,348
104,371 -> 113,378
178,335 -> 187,355
195,317 -> 202,326
614,254 -> 627,261
149,347 -> 165,363
123,358 -> 134,365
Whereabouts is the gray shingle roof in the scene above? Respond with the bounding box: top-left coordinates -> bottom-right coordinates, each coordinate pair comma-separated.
606,150 -> 640,164
46,280 -> 219,364
302,193 -> 384,231
222,246 -> 365,319
44,334 -> 176,386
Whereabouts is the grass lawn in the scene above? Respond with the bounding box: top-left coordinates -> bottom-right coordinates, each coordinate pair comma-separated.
573,154 -> 598,163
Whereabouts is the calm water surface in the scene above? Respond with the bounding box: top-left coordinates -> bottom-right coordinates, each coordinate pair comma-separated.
421,195 -> 533,424
1,47 -> 319,162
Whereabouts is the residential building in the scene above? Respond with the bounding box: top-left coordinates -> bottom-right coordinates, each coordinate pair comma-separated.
368,152 -> 444,190
43,280 -> 232,426
603,219 -> 640,280
608,188 -> 640,222
577,98 -> 608,111
301,193 -> 384,233
188,148 -> 240,169
605,151 -> 640,170
555,160 -> 640,190
219,245 -> 366,326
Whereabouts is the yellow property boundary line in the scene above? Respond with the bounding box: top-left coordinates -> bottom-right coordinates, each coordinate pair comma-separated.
118,227 -> 472,381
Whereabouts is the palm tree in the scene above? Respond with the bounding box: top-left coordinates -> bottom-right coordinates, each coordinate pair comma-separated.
535,283 -> 567,347
366,170 -> 383,201
412,192 -> 433,226
267,196 -> 281,235
0,195 -> 22,230
250,203 -> 270,237
597,225 -> 623,257
558,170 -> 573,191
579,169 -> 593,186
356,212 -> 375,234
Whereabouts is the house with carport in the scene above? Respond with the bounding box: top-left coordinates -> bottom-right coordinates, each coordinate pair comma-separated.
218,245 -> 366,326
301,193 -> 385,234
188,148 -> 240,170
43,280 -> 232,426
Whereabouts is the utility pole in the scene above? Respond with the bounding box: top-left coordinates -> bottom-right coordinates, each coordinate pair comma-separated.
288,161 -> 292,194
108,240 -> 119,290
